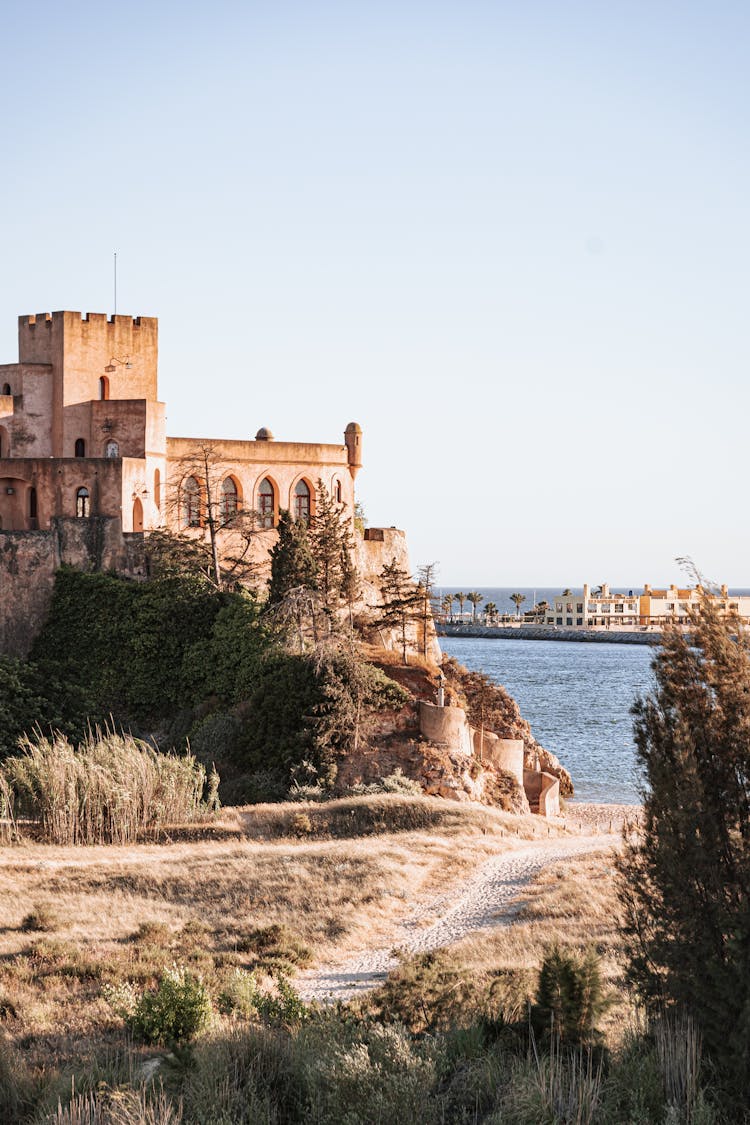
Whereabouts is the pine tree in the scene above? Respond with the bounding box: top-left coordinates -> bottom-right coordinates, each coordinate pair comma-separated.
376,559 -> 422,664
617,596 -> 750,1106
417,563 -> 438,658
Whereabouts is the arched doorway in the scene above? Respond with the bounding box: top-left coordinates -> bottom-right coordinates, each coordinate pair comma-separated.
132,497 -> 144,532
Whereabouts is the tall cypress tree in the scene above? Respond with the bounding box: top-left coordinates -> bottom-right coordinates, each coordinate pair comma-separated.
618,597 -> 750,1106
309,480 -> 358,613
267,510 -> 318,604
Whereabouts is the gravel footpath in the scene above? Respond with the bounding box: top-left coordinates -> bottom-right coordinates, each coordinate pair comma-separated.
297,826 -> 625,1004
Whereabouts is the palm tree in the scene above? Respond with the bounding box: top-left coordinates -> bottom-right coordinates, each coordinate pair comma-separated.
441,593 -> 454,621
484,601 -> 497,623
510,592 -> 526,618
467,591 -> 484,622
562,588 -> 573,597
454,591 -> 467,620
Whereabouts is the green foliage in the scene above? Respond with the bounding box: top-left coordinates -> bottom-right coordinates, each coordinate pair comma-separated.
233,649 -> 406,795
0,655 -> 92,760
618,597 -> 750,1106
375,558 -> 423,664
367,950 -> 479,1034
309,479 -> 359,613
235,923 -> 313,974
31,568 -> 224,724
119,968 -> 213,1046
268,510 -> 318,604
530,945 -> 611,1046
310,648 -> 409,761
217,968 -> 259,1017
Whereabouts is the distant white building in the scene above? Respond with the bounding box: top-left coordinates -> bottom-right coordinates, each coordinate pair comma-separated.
545,583 -> 750,629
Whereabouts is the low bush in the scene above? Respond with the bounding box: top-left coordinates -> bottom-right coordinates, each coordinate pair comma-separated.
346,768 -> 423,797
2,728 -> 218,844
19,907 -> 58,933
105,968 -> 212,1046
235,923 -> 312,973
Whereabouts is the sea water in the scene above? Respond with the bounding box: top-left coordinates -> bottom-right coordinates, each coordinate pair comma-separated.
440,636 -> 654,804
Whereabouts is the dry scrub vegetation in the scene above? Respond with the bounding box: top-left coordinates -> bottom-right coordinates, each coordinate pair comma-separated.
364,849 -> 628,1040
0,795 -> 595,1071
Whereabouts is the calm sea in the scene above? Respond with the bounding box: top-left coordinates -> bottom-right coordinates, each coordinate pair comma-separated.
440,635 -> 653,804
438,585 -> 750,803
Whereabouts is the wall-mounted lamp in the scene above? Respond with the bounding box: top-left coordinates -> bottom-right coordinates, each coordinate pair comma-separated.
5,487 -> 14,495
105,356 -> 132,373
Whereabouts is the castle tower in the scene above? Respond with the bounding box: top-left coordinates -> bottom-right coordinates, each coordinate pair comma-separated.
18,311 -> 159,457
345,421 -> 363,478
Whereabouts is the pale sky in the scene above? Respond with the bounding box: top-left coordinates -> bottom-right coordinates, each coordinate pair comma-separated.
1,1 -> 748,585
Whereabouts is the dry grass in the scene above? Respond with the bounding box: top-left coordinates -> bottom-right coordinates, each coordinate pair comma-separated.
424,848 -> 629,1039
3,730 -> 216,845
0,795 -> 570,1068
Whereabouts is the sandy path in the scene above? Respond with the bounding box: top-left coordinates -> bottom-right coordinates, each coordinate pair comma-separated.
297,832 -> 619,1003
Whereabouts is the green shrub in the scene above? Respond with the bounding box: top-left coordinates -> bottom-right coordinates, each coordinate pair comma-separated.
108,968 -> 212,1046
235,924 -> 312,972
217,968 -> 259,1017
531,945 -> 611,1045
253,977 -> 310,1027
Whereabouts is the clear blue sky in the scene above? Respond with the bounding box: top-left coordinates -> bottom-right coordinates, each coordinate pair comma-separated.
1,1 -> 748,586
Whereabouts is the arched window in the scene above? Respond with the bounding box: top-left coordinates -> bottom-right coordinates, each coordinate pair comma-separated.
294,480 -> 311,523
258,477 -> 275,529
0,426 -> 7,458
154,468 -> 161,510
76,487 -> 90,518
29,486 -> 37,521
220,477 -> 239,525
182,476 -> 202,527
104,440 -> 119,458
99,376 -> 110,401
132,497 -> 144,532
2,383 -> 10,396
74,438 -> 86,458
335,479 -> 342,504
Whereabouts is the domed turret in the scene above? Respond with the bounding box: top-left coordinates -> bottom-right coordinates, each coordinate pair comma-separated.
345,421 -> 362,478
255,426 -> 274,441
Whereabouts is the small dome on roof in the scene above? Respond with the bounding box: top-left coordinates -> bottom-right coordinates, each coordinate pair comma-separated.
255,426 -> 274,441
345,421 -> 362,433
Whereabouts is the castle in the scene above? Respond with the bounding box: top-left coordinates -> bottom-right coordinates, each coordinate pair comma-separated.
0,310 -> 407,654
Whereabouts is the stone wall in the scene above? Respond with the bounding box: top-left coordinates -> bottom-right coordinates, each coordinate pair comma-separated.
0,517 -> 146,656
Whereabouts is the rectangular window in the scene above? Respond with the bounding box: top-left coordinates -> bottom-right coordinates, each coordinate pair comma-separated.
556,617 -> 562,625
615,603 -> 624,613
576,617 -> 583,625
576,603 -> 583,613
602,605 -> 610,613
566,617 -> 573,626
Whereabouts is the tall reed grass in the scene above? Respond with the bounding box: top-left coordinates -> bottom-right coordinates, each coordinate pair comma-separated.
1,728 -> 218,845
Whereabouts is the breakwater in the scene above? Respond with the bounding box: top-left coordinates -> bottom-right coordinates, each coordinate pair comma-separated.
439,623 -> 661,646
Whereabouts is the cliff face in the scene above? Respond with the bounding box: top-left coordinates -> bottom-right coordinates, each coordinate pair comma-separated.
441,656 -> 574,797
335,651 -> 570,813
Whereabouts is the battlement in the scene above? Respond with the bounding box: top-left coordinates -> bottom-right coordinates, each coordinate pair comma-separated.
24,312 -> 152,329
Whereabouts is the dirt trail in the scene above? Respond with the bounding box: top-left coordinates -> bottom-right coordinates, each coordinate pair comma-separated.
297,832 -> 619,1003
